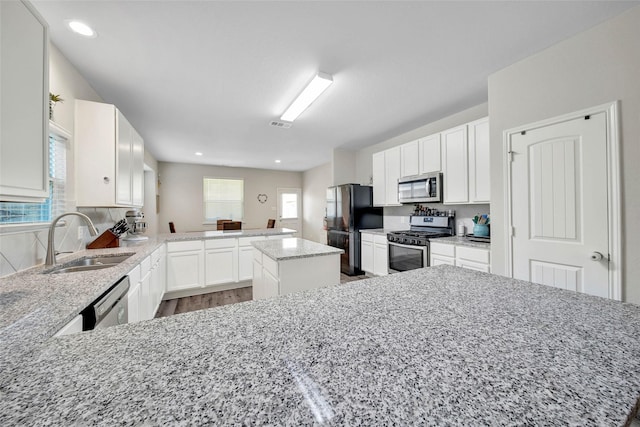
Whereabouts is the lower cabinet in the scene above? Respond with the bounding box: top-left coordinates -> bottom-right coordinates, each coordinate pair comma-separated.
128,244 -> 167,323
361,232 -> 389,276
166,240 -> 205,292
430,242 -> 490,273
205,239 -> 238,286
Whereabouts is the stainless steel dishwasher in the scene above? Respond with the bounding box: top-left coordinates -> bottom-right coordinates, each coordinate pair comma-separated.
83,276 -> 130,330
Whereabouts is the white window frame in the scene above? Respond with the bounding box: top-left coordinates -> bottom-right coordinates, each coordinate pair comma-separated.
202,177 -> 244,224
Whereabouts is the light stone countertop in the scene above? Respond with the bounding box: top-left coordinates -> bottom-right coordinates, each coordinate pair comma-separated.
252,237 -> 344,261
431,235 -> 491,249
1,265 -> 640,425
163,227 -> 296,241
0,228 -> 294,377
359,228 -> 407,236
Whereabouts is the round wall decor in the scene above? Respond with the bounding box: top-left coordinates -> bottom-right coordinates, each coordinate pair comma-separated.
257,194 -> 268,203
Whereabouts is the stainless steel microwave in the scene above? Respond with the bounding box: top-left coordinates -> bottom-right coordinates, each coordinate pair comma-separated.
398,172 -> 442,203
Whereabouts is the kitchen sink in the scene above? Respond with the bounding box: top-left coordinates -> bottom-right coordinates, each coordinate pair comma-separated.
44,254 -> 133,274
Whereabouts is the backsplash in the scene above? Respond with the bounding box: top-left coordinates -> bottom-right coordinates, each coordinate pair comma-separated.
383,203 -> 490,234
0,207 -> 129,277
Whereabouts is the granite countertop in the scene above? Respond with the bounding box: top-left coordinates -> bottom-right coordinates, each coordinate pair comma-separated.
164,227 -> 296,241
432,235 -> 491,249
359,228 -> 406,236
2,265 -> 640,425
252,237 -> 344,261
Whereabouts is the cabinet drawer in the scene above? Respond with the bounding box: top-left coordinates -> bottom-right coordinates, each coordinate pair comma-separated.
262,255 -> 278,277
128,264 -> 141,285
430,242 -> 455,257
239,236 -> 265,247
373,235 -> 388,245
361,232 -> 374,243
205,238 -> 237,249
151,246 -> 163,265
431,255 -> 455,266
457,259 -> 490,273
168,240 -> 203,252
456,246 -> 490,264
140,256 -> 151,277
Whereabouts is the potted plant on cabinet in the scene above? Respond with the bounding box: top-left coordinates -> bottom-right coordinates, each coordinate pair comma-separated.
49,93 -> 63,120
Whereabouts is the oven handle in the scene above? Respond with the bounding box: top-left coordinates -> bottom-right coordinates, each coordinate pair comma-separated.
388,241 -> 428,251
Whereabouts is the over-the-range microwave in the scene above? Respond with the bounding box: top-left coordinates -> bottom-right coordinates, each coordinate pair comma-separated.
398,172 -> 442,203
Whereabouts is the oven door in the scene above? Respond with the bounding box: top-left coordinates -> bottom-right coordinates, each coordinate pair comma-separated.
388,242 -> 428,273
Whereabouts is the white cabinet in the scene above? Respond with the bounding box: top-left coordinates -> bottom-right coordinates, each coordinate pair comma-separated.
239,236 -> 265,281
75,100 -> 145,207
419,133 -> 442,174
372,146 -> 401,207
400,140 -> 420,178
468,117 -> 490,203
0,1 -> 49,202
430,241 -> 490,273
442,117 -> 490,205
205,238 -> 237,286
149,245 -> 166,316
127,280 -> 142,324
361,233 -> 374,274
373,235 -> 389,276
54,315 -> 83,337
442,125 -> 469,204
166,240 -> 204,292
361,232 -> 388,276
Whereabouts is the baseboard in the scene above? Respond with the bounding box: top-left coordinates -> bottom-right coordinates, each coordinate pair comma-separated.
163,280 -> 252,300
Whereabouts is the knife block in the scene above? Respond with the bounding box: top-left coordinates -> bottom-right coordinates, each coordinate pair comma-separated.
87,230 -> 119,249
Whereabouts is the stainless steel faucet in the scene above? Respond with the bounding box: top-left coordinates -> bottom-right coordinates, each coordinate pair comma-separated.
45,212 -> 99,266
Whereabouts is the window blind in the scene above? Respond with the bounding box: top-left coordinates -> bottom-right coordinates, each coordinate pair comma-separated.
203,178 -> 244,222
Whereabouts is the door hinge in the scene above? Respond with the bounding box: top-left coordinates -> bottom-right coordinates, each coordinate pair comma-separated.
508,151 -> 515,162
520,130 -> 526,135
511,226 -> 515,237
585,115 -> 591,120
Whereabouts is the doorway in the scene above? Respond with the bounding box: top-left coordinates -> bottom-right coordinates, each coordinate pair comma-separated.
277,188 -> 302,236
505,102 -> 621,299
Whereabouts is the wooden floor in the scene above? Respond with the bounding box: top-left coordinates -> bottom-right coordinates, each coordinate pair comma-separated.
156,273 -> 369,318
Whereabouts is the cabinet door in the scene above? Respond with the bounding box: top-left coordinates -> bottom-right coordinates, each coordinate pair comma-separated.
400,140 -> 420,178
468,117 -> 490,203
252,259 -> 264,300
131,128 -> 145,207
361,240 -> 374,274
456,259 -> 490,273
419,133 -> 442,174
140,271 -> 152,321
372,151 -> 385,206
127,281 -> 141,324
0,1 -> 49,201
116,110 -> 133,205
373,243 -> 388,276
166,250 -> 204,291
238,246 -> 255,281
384,146 -> 401,205
205,248 -> 237,285
431,254 -> 455,266
262,269 -> 280,299
442,125 -> 469,204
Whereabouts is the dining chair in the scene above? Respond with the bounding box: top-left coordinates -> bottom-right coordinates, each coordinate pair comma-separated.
169,222 -> 176,233
267,219 -> 276,229
222,221 -> 242,230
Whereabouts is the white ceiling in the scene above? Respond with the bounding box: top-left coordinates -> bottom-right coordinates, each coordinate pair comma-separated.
33,1 -> 638,172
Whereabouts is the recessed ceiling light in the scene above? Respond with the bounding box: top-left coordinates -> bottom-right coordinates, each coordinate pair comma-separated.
195,152 -> 203,156
275,159 -> 281,163
66,20 -> 97,38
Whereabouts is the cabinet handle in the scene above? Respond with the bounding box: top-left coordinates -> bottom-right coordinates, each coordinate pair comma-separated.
103,177 -> 110,184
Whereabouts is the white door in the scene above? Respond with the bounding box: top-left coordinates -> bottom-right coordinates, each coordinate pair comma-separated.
510,112 -> 609,298
277,188 -> 301,236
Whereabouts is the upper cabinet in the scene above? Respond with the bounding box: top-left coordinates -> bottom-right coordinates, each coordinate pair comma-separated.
400,140 -> 419,178
419,133 -> 441,175
75,100 -> 144,207
442,117 -> 490,205
373,146 -> 401,207
0,1 -> 49,202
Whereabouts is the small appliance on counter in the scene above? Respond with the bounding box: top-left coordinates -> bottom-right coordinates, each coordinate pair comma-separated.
122,209 -> 148,241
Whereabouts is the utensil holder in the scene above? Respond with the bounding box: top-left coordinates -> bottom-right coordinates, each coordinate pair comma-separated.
87,230 -> 119,249
473,224 -> 489,237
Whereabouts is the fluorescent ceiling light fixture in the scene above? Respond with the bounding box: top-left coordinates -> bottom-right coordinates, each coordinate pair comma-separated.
275,159 -> 281,163
195,152 -> 203,156
66,20 -> 97,38
280,72 -> 333,122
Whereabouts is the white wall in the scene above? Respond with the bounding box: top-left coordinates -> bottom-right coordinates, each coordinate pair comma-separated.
303,162 -> 331,244
158,162 -> 303,233
488,5 -> 640,303
332,148 -> 356,186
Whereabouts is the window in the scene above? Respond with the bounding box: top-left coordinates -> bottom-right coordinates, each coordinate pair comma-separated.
203,178 -> 244,222
0,132 -> 67,224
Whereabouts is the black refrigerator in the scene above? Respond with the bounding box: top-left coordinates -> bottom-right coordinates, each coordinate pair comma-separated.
326,184 -> 383,275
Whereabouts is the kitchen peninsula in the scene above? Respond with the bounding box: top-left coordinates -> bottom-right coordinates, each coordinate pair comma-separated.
2,265 -> 640,425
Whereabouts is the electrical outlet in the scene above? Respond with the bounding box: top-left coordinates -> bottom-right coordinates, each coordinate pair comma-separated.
77,226 -> 85,240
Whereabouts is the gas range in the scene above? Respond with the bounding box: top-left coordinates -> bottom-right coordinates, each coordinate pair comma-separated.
387,216 -> 455,247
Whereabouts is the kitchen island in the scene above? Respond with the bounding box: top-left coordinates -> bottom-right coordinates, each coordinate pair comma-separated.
251,237 -> 343,300
2,265 -> 640,425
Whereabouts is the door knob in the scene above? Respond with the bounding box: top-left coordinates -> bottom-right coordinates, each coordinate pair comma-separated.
590,252 -> 604,261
